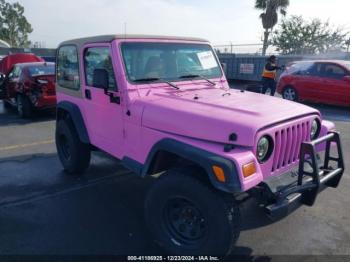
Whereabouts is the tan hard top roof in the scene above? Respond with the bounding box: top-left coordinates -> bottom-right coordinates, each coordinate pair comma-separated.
58,34 -> 209,48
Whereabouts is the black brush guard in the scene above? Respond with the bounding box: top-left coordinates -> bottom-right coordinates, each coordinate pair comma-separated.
263,131 -> 344,219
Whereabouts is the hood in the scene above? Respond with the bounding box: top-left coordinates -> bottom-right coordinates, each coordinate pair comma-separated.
0,54 -> 44,75
141,88 -> 319,147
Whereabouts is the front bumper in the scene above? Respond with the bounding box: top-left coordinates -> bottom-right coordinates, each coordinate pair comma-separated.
257,132 -> 344,219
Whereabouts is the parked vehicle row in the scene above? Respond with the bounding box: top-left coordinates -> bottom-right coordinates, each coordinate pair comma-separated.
53,35 -> 344,255
0,53 -> 56,118
0,53 -> 349,120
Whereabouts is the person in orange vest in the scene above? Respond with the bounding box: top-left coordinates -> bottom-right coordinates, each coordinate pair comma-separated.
261,55 -> 283,96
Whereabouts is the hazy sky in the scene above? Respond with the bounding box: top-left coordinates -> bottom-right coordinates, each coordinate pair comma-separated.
12,0 -> 350,48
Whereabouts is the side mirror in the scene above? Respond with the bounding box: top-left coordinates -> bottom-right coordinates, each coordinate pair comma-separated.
93,68 -> 109,91
343,75 -> 350,82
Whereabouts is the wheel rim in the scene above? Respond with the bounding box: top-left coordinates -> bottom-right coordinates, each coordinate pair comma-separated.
59,134 -> 71,160
163,197 -> 207,245
284,88 -> 296,101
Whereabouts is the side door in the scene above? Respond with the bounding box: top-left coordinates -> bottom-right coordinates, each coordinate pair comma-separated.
4,66 -> 21,101
81,44 -> 124,158
0,72 -> 6,99
342,69 -> 350,106
318,63 -> 349,106
292,62 -> 323,101
303,63 -> 323,102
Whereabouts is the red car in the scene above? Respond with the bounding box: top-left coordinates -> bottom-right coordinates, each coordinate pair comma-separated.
0,53 -> 56,118
277,60 -> 350,107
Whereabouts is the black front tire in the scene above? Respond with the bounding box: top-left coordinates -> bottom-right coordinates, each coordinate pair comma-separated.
282,86 -> 298,102
144,170 -> 241,255
17,94 -> 32,118
3,100 -> 12,109
56,119 -> 91,174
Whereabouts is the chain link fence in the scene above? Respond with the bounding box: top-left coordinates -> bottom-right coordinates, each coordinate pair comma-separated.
213,43 -> 278,55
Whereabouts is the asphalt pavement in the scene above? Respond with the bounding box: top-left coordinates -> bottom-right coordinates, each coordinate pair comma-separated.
0,98 -> 349,257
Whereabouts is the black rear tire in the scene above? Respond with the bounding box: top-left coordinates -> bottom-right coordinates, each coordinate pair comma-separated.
144,170 -> 241,255
55,119 -> 91,174
17,94 -> 32,118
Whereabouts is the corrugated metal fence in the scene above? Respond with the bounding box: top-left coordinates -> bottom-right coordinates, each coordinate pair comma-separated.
218,53 -> 350,81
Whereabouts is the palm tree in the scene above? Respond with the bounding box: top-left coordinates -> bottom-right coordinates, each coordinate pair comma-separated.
255,0 -> 290,55
346,38 -> 350,52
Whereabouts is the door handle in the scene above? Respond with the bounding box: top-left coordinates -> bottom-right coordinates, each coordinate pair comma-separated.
85,89 -> 91,100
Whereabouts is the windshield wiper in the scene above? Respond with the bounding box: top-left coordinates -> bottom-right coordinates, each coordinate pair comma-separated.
133,77 -> 179,90
179,74 -> 216,86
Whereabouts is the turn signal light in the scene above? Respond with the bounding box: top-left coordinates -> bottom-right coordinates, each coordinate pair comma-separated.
212,165 -> 226,183
242,162 -> 257,178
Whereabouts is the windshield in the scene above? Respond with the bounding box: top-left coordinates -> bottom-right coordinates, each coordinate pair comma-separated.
28,64 -> 55,76
287,61 -> 314,74
343,63 -> 350,71
121,42 -> 222,83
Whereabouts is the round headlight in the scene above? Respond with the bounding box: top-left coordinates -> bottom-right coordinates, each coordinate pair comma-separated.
257,136 -> 273,163
310,119 -> 320,140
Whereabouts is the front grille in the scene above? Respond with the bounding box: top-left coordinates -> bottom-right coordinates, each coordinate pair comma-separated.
271,120 -> 311,172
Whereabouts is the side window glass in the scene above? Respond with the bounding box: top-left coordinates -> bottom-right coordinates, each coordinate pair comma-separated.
293,62 -> 314,76
18,68 -> 25,81
57,45 -> 80,90
84,47 -> 117,91
321,64 -> 346,79
16,68 -> 22,78
9,66 -> 20,80
307,63 -> 322,76
8,68 -> 15,79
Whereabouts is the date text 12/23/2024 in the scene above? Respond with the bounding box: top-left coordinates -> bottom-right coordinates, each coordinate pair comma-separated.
127,256 -> 220,261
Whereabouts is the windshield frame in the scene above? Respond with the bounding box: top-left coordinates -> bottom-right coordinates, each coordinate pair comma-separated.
119,41 -> 223,85
342,63 -> 350,72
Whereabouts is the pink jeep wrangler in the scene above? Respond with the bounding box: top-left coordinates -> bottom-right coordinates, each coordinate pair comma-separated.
55,35 -> 345,255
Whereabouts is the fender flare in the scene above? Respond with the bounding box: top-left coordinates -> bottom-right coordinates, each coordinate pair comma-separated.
56,101 -> 90,144
123,138 -> 241,193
